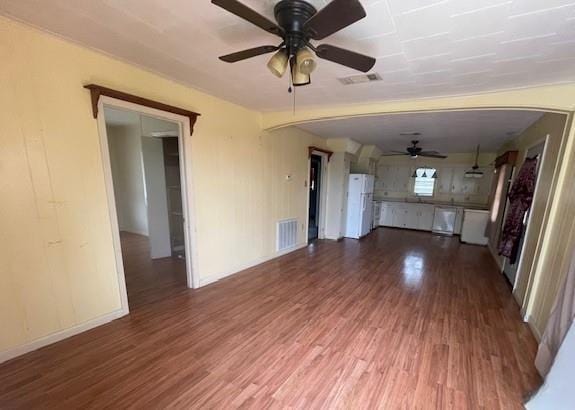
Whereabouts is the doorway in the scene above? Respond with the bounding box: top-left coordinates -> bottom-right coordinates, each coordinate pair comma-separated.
503,141 -> 546,286
99,102 -> 197,311
308,154 -> 322,242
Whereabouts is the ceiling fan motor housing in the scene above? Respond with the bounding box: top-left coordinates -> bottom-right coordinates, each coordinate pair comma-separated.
274,0 -> 317,55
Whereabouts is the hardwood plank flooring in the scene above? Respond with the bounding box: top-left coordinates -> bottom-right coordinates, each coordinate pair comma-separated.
120,232 -> 187,310
0,228 -> 540,409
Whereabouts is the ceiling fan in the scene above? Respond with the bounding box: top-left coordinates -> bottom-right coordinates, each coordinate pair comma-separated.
382,140 -> 448,159
211,0 -> 376,87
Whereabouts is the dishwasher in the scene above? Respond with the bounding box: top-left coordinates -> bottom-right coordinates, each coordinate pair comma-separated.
432,207 -> 457,235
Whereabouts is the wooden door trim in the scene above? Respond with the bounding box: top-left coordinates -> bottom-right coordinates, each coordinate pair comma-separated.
84,84 -> 200,135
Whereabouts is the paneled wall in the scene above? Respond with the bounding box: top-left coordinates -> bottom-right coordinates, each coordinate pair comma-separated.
498,113 -> 572,338
0,17 -> 325,357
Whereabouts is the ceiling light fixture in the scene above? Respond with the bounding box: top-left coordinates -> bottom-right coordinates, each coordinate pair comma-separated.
212,0 -> 376,90
267,49 -> 289,78
291,58 -> 311,86
465,144 -> 484,178
296,47 -> 316,75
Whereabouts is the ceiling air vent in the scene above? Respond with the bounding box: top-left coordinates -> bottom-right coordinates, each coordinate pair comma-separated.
339,73 -> 382,85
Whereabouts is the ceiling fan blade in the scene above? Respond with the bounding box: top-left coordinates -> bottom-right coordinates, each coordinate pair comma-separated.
315,44 -> 376,72
381,153 -> 408,157
419,153 -> 448,159
211,0 -> 283,36
304,0 -> 367,40
219,45 -> 279,63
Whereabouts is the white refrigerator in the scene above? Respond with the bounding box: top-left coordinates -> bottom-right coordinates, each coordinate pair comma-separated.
345,174 -> 375,239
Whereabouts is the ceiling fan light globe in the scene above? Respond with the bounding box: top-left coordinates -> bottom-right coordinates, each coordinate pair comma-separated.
292,61 -> 311,86
267,49 -> 288,78
296,47 -> 317,75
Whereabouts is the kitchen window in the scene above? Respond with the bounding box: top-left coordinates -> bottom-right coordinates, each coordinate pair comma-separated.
413,167 -> 436,197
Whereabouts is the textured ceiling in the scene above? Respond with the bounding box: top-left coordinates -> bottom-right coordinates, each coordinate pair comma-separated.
2,0 -> 575,111
296,109 -> 544,153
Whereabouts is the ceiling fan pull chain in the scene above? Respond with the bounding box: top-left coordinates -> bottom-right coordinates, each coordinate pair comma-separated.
293,81 -> 297,115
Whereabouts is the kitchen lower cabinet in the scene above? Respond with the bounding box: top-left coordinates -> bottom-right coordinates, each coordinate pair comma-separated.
373,201 -> 381,227
380,203 -> 394,226
377,201 -> 464,233
391,205 -> 409,228
418,205 -> 435,231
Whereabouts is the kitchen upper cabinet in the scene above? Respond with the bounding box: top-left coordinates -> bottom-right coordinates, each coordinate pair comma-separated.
393,167 -> 411,193
376,165 -> 411,193
437,167 -> 453,194
450,168 -> 465,194
476,168 -> 493,196
377,166 -> 395,192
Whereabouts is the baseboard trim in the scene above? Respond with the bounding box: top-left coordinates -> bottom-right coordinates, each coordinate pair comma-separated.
0,308 -> 129,365
199,243 -> 308,287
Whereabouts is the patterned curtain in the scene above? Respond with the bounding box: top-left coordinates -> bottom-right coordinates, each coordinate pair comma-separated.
498,157 -> 538,262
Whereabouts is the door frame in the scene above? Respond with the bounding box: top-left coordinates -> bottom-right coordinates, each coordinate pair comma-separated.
503,138 -> 548,288
306,150 -> 329,243
96,96 -> 200,314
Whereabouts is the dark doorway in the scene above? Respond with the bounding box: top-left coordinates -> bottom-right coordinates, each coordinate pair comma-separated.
308,154 -> 322,242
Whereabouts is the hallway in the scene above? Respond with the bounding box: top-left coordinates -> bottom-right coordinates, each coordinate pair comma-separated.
0,229 -> 540,408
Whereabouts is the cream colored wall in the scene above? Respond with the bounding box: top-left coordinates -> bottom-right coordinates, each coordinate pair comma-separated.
495,113 -> 569,320
0,16 -> 325,355
376,153 -> 496,204
506,114 -> 573,339
325,152 -> 352,240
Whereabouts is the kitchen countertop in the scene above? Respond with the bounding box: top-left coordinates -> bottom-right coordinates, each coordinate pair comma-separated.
373,197 -> 489,211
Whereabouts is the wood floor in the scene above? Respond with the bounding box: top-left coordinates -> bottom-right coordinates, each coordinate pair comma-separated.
0,228 -> 540,409
120,232 -> 187,310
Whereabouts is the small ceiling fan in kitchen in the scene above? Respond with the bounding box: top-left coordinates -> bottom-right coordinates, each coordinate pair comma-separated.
382,140 -> 448,159
211,0 -> 377,88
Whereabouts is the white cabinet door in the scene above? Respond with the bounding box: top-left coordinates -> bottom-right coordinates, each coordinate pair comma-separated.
437,167 -> 453,194
393,167 -> 411,193
418,205 -> 434,231
378,166 -> 395,192
451,168 -> 465,194
381,203 -> 394,226
392,205 -> 408,228
373,202 -> 381,227
405,204 -> 419,230
476,168 -> 493,196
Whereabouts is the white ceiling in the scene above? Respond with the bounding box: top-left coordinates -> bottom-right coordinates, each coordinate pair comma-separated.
296,109 -> 544,152
2,0 -> 575,111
